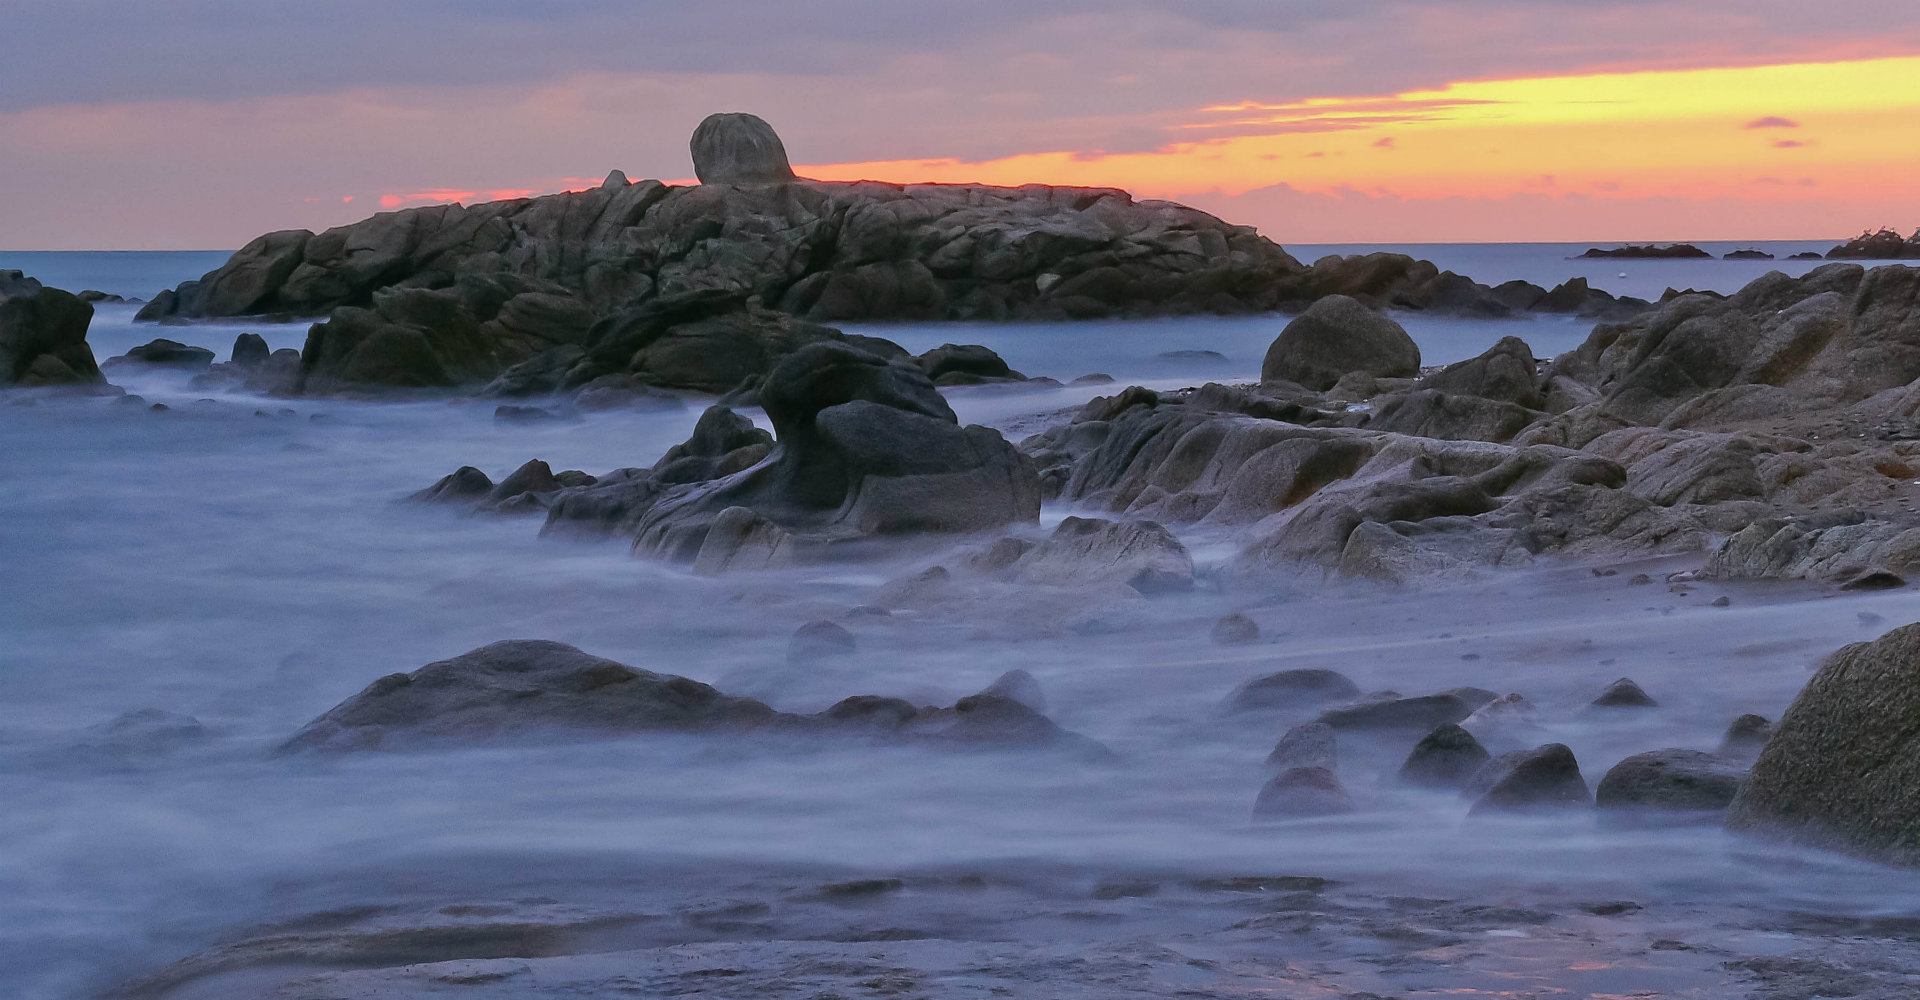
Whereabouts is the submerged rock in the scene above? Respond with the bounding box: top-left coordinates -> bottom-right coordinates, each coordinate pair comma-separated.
108,338 -> 216,370
281,640 -> 779,752
1223,669 -> 1363,714
1253,766 -> 1355,819
1266,722 -> 1337,771
282,639 -> 1103,755
1467,743 -> 1592,814
788,620 -> 857,664
1728,623 -> 1920,864
1005,516 -> 1194,594
1718,714 -> 1773,761
1398,723 -> 1491,790
1591,676 -> 1658,708
1317,688 -> 1497,732
1210,613 -> 1260,645
1596,749 -> 1745,815
981,669 -> 1047,713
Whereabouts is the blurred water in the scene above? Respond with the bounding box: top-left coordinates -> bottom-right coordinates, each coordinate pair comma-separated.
7,251 -> 1920,998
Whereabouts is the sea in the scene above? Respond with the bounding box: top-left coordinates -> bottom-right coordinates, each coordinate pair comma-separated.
4,241 -> 1918,998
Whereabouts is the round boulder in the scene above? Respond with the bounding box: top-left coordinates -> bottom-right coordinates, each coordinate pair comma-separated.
1596,749 -> 1745,815
1260,294 -> 1420,391
1728,623 -> 1920,863
690,113 -> 798,185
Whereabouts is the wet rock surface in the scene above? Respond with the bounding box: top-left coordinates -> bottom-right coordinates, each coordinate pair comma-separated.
1729,622 -> 1920,864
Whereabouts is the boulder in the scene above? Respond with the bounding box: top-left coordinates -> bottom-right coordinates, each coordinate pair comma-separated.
1317,688 -> 1498,731
1425,336 -> 1544,408
913,343 -> 1024,385
229,332 -> 272,368
1261,295 -> 1420,391
1267,722 -> 1337,771
690,112 -> 798,185
1006,516 -> 1194,594
1223,669 -> 1363,713
629,342 -> 1041,565
1591,677 -> 1658,708
1596,749 -> 1745,814
0,271 -> 102,388
1727,623 -> 1920,864
1367,389 -> 1538,443
1253,766 -> 1355,819
1467,743 -> 1592,814
1398,723 -> 1492,790
1458,693 -> 1545,753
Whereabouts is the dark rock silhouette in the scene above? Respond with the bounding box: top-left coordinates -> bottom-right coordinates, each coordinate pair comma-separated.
691,112 -> 798,185
0,271 -> 102,388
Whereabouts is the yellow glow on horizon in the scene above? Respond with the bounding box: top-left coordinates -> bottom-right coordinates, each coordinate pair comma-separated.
797,54 -> 1920,215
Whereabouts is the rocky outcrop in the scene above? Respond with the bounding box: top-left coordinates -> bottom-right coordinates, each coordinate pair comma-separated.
1703,516 -> 1920,586
136,119 -> 1646,394
105,338 -> 216,370
1826,228 -> 1920,260
1580,244 -> 1712,259
0,271 -> 103,389
281,639 -> 1102,755
1547,264 -> 1920,428
1728,623 -> 1920,864
1261,295 -> 1419,391
599,342 -> 1039,566
1004,516 -> 1194,594
541,405 -> 774,541
690,112 -> 797,185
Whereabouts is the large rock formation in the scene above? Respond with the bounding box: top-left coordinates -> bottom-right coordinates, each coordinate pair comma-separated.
1728,623 -> 1920,864
537,342 -> 1039,568
691,112 -> 797,184
0,271 -> 103,388
133,117 -> 1640,394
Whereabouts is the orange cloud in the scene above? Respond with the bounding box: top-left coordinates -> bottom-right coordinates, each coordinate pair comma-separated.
377,187 -> 538,209
797,54 -> 1920,239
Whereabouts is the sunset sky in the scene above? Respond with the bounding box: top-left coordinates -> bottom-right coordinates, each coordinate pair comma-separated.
4,1 -> 1918,249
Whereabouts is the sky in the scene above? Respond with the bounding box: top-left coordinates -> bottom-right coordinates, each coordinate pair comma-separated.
2,1 -> 1918,249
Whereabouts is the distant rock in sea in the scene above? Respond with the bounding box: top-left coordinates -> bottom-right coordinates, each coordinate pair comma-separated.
1577,244 -> 1713,259
0,270 -> 106,389
1824,227 -> 1920,260
132,114 -> 1646,395
1723,249 -> 1775,260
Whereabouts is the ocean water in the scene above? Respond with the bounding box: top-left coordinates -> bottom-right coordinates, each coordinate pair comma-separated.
7,251 -> 1920,998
